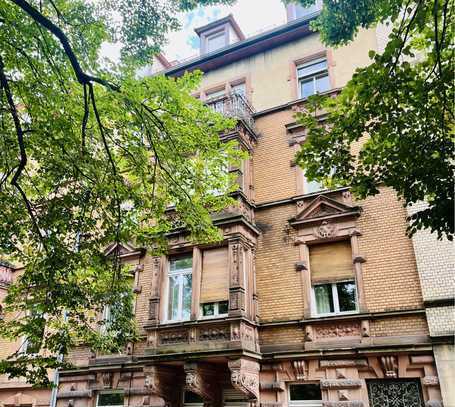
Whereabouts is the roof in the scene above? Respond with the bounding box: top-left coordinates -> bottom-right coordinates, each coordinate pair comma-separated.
163,12 -> 319,77
194,14 -> 245,41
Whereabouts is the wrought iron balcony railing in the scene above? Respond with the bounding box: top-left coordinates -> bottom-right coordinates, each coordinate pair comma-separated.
205,92 -> 256,132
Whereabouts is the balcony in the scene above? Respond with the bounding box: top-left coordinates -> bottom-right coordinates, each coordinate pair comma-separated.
205,92 -> 256,134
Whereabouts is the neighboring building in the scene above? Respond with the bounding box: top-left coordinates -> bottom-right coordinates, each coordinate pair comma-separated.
0,3 -> 453,407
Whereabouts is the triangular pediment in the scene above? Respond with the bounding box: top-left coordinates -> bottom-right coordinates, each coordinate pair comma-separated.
104,242 -> 141,257
291,195 -> 360,225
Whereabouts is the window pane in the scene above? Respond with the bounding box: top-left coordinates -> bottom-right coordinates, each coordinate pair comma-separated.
314,284 -> 334,314
290,384 -> 322,400
207,32 -> 225,52
300,78 -> 315,98
298,59 -> 327,78
337,282 -> 357,312
202,303 -> 215,316
315,74 -> 330,93
184,391 -> 204,403
232,82 -> 246,98
168,275 -> 180,320
170,256 -> 192,272
98,392 -> 124,406
218,300 -> 229,314
182,274 -> 192,320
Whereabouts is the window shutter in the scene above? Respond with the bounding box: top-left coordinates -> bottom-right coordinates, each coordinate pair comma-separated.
310,241 -> 353,283
200,247 -> 229,303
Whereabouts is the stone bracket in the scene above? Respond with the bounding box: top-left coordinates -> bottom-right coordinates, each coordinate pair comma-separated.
184,362 -> 220,403
228,358 -> 260,401
143,365 -> 182,406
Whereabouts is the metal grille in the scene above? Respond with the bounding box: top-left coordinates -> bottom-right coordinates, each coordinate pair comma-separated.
367,380 -> 424,407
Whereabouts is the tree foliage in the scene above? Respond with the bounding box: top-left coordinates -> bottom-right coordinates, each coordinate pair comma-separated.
0,0 -> 239,385
293,0 -> 454,239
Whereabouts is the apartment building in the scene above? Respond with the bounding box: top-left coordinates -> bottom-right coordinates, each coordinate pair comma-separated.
0,3 -> 453,407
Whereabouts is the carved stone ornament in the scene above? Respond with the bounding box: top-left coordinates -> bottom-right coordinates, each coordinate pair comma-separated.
380,356 -> 398,378
228,358 -> 260,400
315,322 -> 361,340
100,372 -> 113,389
422,376 -> 439,386
315,220 -> 337,239
184,363 -> 219,403
322,402 -> 364,407
320,359 -> 368,368
320,379 -> 362,389
292,360 -> 308,380
143,365 -> 181,406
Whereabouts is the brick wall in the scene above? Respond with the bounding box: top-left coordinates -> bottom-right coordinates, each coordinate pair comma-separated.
253,110 -> 297,204
357,187 -> 424,312
370,315 -> 429,337
255,204 -> 303,322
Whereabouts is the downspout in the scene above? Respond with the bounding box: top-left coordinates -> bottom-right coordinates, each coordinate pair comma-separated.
49,353 -> 63,407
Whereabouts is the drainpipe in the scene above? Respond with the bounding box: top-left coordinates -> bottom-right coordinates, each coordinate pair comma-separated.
49,353 -> 63,407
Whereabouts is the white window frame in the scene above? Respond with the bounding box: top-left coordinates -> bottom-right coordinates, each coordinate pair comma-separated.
96,390 -> 124,407
199,300 -> 229,319
297,57 -> 330,99
288,383 -> 323,407
165,257 -> 193,323
310,279 -> 359,317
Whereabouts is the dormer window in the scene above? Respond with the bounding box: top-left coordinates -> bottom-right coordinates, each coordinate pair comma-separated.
206,31 -> 226,53
286,0 -> 322,22
195,15 -> 245,55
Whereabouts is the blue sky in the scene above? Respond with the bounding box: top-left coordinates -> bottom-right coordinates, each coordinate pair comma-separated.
163,0 -> 286,61
100,0 -> 286,63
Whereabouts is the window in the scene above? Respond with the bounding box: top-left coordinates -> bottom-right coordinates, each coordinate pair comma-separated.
97,391 -> 124,407
297,58 -> 330,99
167,256 -> 192,322
200,247 -> 229,319
206,88 -> 226,114
309,241 -> 358,316
289,384 -> 322,407
231,82 -> 246,98
206,31 -> 226,53
184,391 -> 204,407
201,300 -> 229,317
313,281 -> 357,315
21,309 -> 45,355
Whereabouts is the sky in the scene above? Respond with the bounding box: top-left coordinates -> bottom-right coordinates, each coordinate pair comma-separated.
164,0 -> 286,61
100,0 -> 286,63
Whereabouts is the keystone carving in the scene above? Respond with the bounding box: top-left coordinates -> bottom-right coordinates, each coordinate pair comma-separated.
100,372 -> 112,389
292,360 -> 308,380
228,358 -> 260,400
380,356 -> 398,378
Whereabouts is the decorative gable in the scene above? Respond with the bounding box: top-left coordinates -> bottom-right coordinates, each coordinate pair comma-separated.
290,194 -> 361,227
103,242 -> 144,260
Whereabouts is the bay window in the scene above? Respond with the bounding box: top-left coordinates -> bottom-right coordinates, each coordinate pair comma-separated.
167,256 -> 193,322
309,241 -> 358,316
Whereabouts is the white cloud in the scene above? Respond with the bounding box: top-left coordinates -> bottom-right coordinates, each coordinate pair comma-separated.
100,0 -> 287,64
